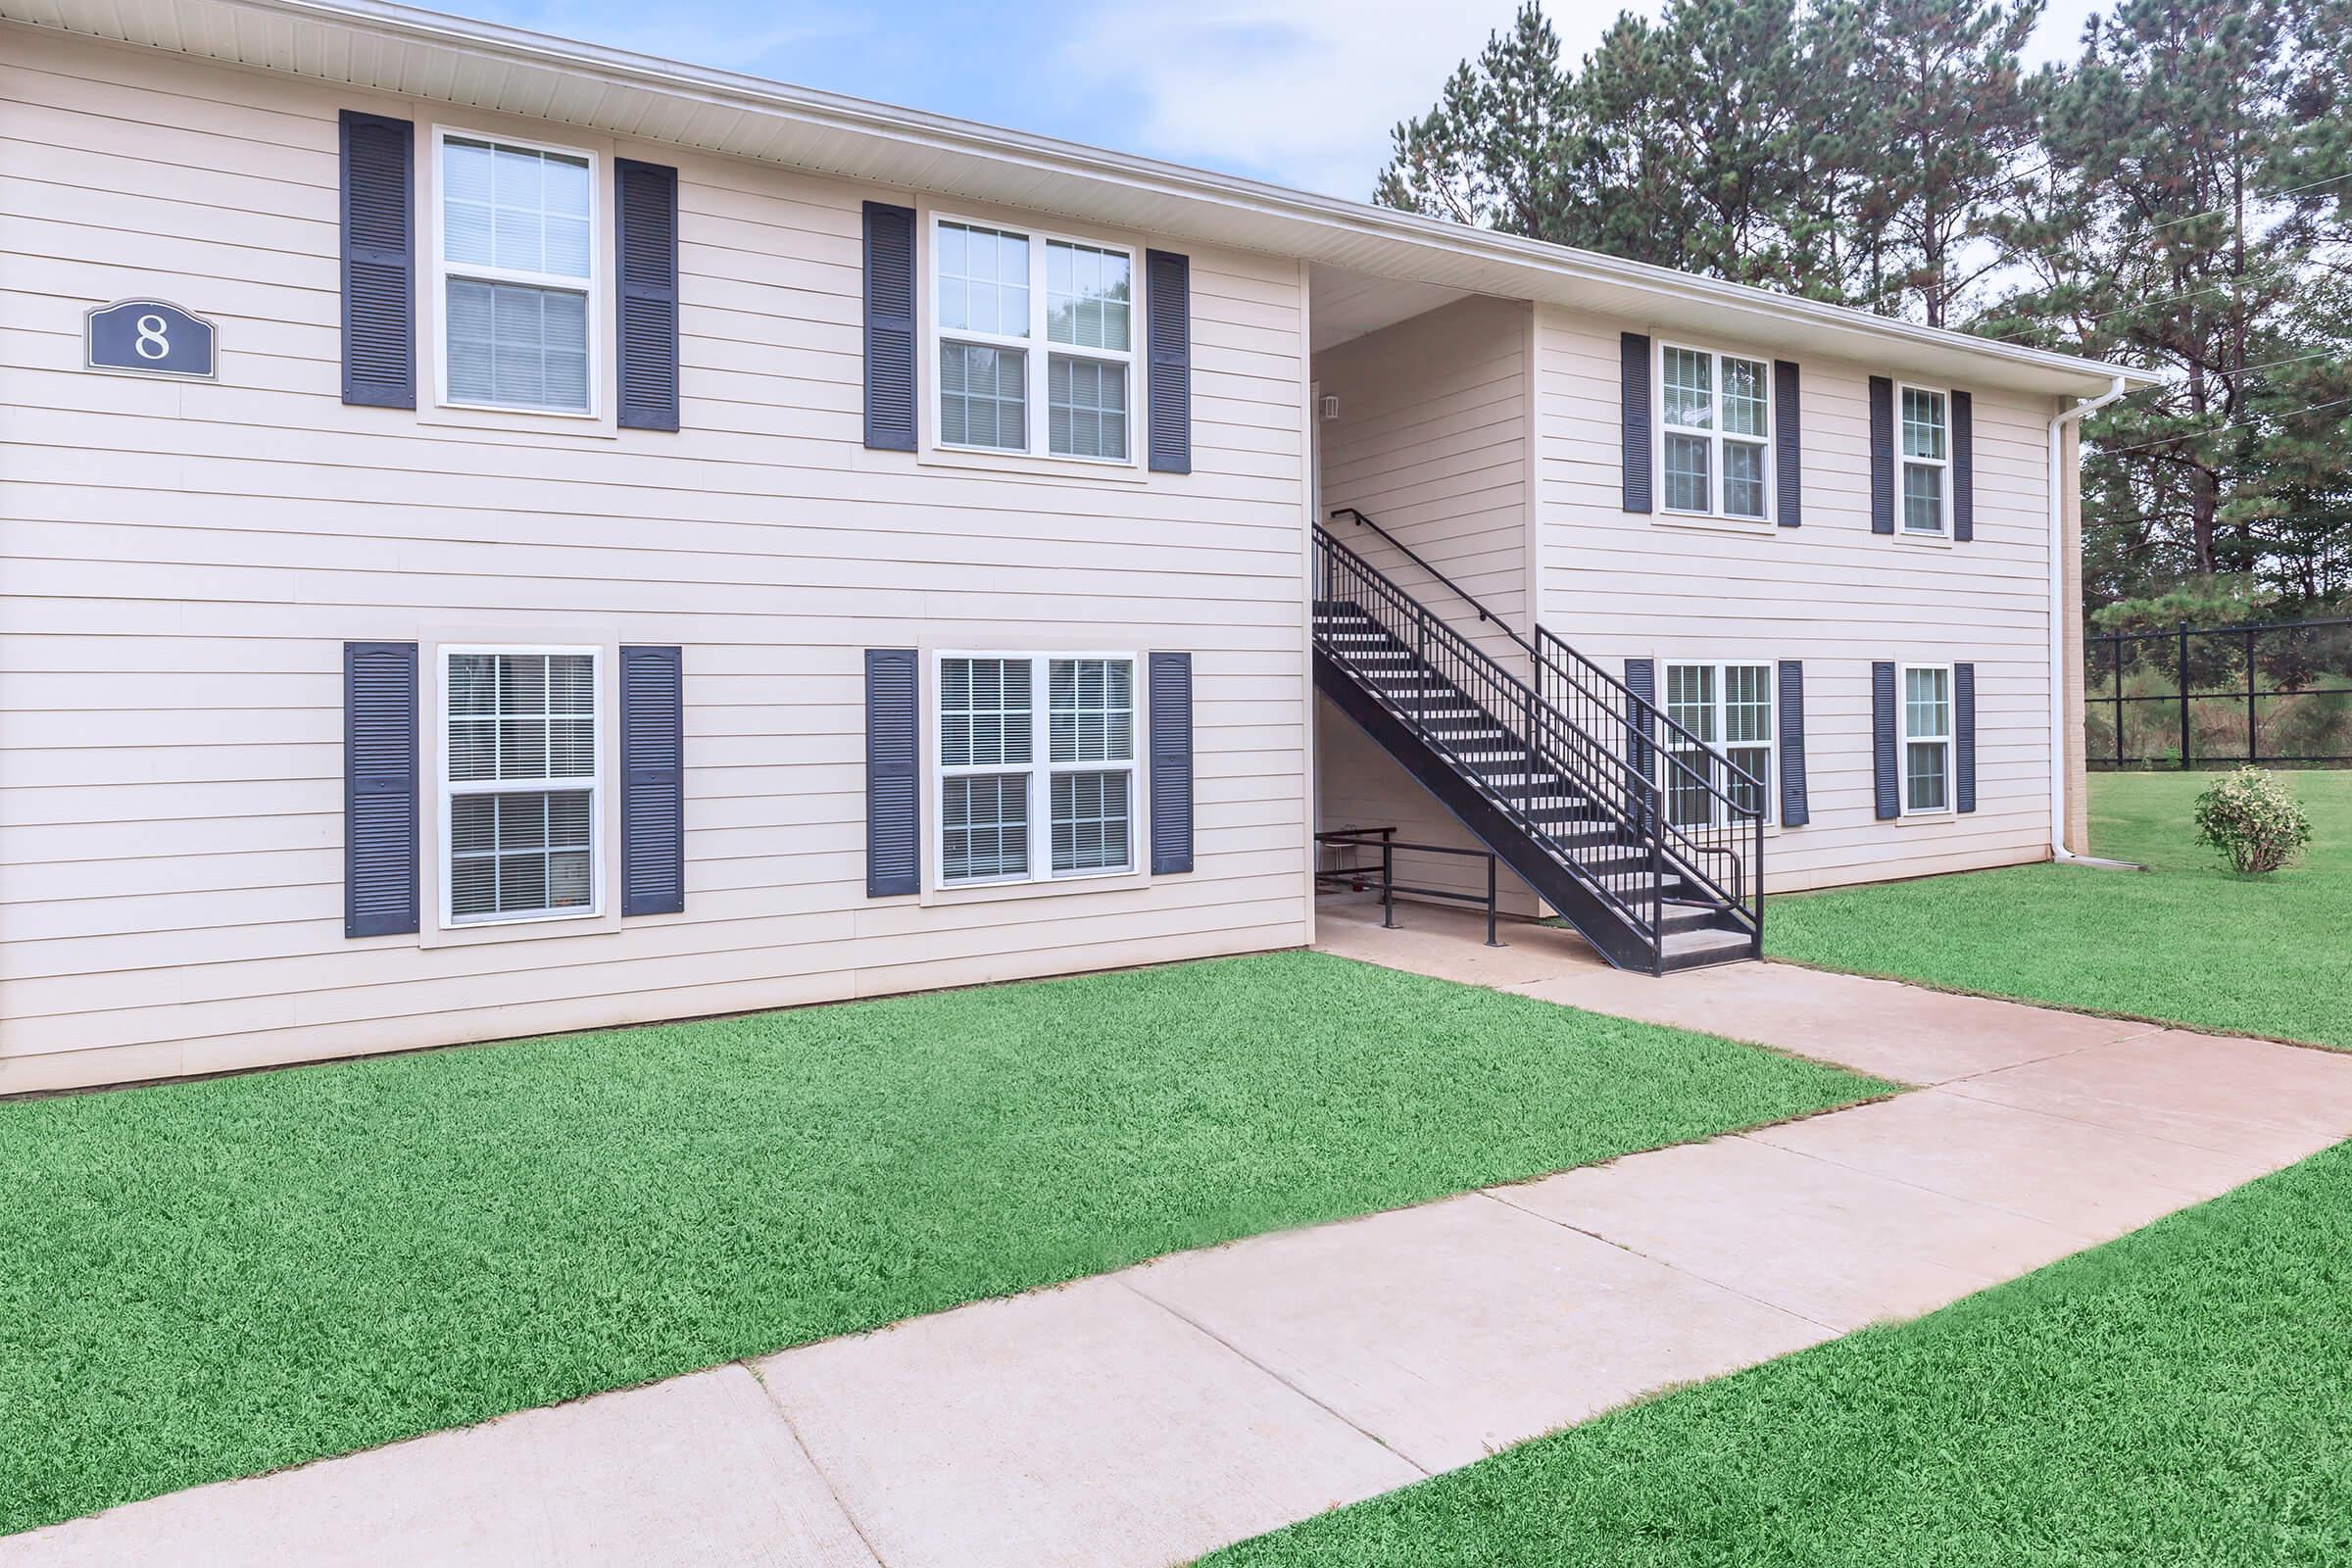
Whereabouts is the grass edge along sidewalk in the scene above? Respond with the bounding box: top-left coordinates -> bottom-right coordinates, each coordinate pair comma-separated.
1766,770 -> 2352,1052
1203,1133 -> 2352,1567
0,948 -> 1882,1537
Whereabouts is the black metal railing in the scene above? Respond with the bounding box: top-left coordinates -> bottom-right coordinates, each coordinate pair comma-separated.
1328,507 -> 1524,655
1531,624 -> 1765,924
1313,522 -> 1762,961
1315,826 -> 1504,947
2087,615 -> 2352,768
1322,508 -> 1764,939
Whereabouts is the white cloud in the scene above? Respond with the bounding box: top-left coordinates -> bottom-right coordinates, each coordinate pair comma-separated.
1064,0 -> 2108,199
1062,0 -> 1532,197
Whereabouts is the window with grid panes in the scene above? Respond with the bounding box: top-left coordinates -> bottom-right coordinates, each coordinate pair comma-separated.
1899,386 -> 1949,535
1659,345 -> 1771,520
933,217 -> 1135,463
439,134 -> 595,414
935,654 -> 1137,885
444,650 -> 598,921
1902,664 -> 1952,810
1662,662 -> 1775,827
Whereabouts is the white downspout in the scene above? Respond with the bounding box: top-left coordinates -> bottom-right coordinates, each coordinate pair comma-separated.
2046,375 -> 2129,861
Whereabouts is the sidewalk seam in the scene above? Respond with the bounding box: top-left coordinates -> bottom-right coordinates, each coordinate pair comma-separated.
741,1357 -> 900,1568
1473,1189 -> 1844,1336
1112,1275 -> 1435,1480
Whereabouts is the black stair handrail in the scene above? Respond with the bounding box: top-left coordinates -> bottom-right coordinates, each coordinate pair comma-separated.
1530,624 -> 1770,881
1316,530 -> 1669,937
1322,509 -> 1762,932
1329,507 -> 1533,657
1328,505 -> 1765,808
1315,525 -> 1760,948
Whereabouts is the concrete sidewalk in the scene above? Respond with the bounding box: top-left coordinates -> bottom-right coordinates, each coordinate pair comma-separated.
12,903 -> 2352,1567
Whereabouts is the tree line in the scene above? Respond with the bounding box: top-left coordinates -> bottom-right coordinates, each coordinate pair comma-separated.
1377,0 -> 2352,621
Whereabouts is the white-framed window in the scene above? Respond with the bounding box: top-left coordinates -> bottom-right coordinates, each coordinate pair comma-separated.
1897,384 -> 1950,535
1660,662 -> 1774,827
433,128 -> 599,416
930,214 -> 1138,464
935,653 -> 1138,886
441,647 -> 601,924
1658,343 -> 1772,521
1900,662 -> 1953,813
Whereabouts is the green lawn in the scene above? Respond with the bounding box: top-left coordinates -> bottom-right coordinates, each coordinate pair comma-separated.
1203,1135 -> 2352,1568
1767,769 -> 2352,1049
0,950 -> 1880,1538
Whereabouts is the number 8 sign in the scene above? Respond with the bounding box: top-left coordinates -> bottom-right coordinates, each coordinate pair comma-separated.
86,299 -> 217,380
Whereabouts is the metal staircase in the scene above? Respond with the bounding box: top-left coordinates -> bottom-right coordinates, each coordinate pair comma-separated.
1313,515 -> 1763,974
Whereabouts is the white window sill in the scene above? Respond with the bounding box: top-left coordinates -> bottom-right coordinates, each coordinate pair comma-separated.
919,865 -> 1149,906
1651,510 -> 1778,535
417,402 -> 618,441
420,905 -> 619,949
1892,530 -> 1954,549
909,445 -> 1150,485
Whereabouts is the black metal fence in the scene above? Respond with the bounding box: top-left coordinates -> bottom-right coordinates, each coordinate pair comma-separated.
2086,616 -> 2352,768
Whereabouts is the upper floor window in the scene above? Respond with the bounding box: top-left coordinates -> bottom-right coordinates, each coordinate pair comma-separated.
438,133 -> 597,416
1902,663 -> 1953,811
937,654 -> 1137,885
443,648 -> 601,924
933,217 -> 1136,464
1898,386 -> 1949,535
1660,345 -> 1771,521
1661,662 -> 1774,827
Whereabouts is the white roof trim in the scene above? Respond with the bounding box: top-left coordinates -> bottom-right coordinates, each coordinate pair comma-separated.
4,0 -> 2156,397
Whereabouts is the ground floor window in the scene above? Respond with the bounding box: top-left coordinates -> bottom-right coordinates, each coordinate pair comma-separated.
1661,662 -> 1774,827
1902,663 -> 1953,812
937,653 -> 1136,886
443,647 -> 600,923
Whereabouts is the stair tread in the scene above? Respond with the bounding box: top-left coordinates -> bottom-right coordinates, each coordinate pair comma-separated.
1314,592 -> 1760,977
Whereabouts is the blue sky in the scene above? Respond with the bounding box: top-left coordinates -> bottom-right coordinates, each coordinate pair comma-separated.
451,0 -> 2108,200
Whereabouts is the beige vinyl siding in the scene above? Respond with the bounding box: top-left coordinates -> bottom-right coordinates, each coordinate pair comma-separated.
1533,305 -> 2058,893
0,28 -> 1313,1092
1310,296 -> 1542,914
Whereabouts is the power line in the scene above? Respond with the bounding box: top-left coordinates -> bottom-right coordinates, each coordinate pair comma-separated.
1973,235 -> 2350,345
2093,395 -> 2352,458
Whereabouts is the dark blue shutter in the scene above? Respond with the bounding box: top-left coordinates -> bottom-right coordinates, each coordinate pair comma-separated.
1625,658 -> 1657,835
1149,652 -> 1195,874
1955,662 -> 1978,813
619,645 -> 685,914
1952,390 -> 1975,542
344,641 -> 418,937
1868,376 -> 1895,535
339,111 -> 415,409
1774,360 -> 1801,526
1621,333 -> 1652,513
862,203 -> 917,452
1777,660 -> 1809,826
865,649 -> 919,896
1146,250 -> 1192,474
615,160 -> 680,432
1872,661 -> 1900,819
1624,658 -> 1656,772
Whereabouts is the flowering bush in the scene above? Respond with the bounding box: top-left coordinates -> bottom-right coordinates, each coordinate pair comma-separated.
2192,766 -> 2313,874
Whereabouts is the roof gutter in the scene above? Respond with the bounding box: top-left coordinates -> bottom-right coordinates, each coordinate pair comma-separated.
2047,375 -> 2129,861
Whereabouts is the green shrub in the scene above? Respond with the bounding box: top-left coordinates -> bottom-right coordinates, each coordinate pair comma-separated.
2192,766 -> 2313,874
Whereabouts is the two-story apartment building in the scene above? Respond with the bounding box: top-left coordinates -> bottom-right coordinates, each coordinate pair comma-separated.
0,0 -> 2149,1092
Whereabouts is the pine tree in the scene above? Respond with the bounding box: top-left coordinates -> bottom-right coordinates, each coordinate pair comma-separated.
1372,5 -> 1577,239
1580,0 -> 1812,286
1812,0 -> 2047,325
1995,0 -> 2317,578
